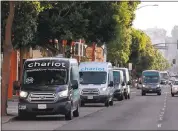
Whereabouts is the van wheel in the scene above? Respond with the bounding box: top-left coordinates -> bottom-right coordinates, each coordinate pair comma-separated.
105,100 -> 109,107
80,101 -> 85,107
118,95 -> 123,101
109,100 -> 114,106
124,93 -> 128,99
142,92 -> 146,96
128,94 -> 130,99
157,92 -> 161,96
171,93 -> 174,97
65,110 -> 73,120
73,105 -> 79,117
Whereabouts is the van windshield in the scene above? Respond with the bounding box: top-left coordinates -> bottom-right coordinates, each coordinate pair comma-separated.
143,76 -> 159,83
79,72 -> 107,84
113,71 -> 120,83
173,81 -> 178,85
23,69 -> 68,86
160,73 -> 169,80
118,69 -> 126,82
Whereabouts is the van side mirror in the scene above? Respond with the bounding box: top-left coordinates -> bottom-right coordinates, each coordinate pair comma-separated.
160,81 -> 164,85
127,81 -> 131,85
121,82 -> 125,86
13,81 -> 21,91
108,81 -> 114,87
71,80 -> 78,89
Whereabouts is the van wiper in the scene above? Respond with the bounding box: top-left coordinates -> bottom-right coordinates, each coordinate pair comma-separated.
22,86 -> 44,91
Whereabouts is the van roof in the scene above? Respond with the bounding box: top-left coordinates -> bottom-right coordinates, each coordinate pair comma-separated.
143,70 -> 159,72
114,67 -> 128,70
80,62 -> 112,65
25,57 -> 78,64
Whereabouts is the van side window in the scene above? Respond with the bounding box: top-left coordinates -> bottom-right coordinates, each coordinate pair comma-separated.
108,69 -> 113,84
70,65 -> 79,81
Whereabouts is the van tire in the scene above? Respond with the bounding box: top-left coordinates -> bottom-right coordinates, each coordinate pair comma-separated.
157,92 -> 161,96
171,93 -> 174,97
142,92 -> 146,96
109,100 -> 114,106
128,94 -> 130,99
105,100 -> 109,107
124,93 -> 128,99
80,101 -> 85,107
65,110 -> 73,120
73,105 -> 79,117
118,95 -> 123,101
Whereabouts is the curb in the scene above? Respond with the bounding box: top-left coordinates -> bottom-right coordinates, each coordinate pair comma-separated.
2,115 -> 16,124
8,99 -> 19,102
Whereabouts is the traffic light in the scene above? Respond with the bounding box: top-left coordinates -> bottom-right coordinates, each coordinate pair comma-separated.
173,59 -> 176,64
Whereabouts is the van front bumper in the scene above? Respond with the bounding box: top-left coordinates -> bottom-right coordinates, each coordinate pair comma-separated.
18,99 -> 71,115
142,87 -> 161,93
80,95 -> 109,103
113,90 -> 123,98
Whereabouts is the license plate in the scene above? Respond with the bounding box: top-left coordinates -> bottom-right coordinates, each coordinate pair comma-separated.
38,104 -> 47,109
88,96 -> 93,99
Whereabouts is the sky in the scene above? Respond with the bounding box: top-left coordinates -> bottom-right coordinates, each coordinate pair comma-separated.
133,1 -> 178,36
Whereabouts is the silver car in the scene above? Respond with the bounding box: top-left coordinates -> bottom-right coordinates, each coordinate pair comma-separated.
171,80 -> 178,97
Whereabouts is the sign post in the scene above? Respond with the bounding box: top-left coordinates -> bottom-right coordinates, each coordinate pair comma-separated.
128,63 -> 132,71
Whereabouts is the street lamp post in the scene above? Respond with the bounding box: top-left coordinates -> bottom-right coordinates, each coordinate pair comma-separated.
136,4 -> 158,10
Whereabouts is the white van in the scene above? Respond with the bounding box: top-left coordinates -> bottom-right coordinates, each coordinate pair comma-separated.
79,62 -> 114,107
113,70 -> 125,101
115,68 -> 131,99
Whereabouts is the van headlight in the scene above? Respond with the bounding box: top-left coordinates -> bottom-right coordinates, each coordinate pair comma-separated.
174,87 -> 178,90
20,91 -> 28,98
157,85 -> 160,88
58,90 -> 68,97
142,85 -> 145,87
100,87 -> 107,91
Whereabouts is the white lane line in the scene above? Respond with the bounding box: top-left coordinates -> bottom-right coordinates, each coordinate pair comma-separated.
160,111 -> 164,115
159,117 -> 163,121
158,124 -> 162,128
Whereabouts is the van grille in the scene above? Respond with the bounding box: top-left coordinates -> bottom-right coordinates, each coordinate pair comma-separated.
28,93 -> 58,103
82,88 -> 99,95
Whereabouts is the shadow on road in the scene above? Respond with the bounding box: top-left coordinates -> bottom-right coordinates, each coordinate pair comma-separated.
14,115 -> 66,121
136,94 -> 162,96
81,104 -> 105,107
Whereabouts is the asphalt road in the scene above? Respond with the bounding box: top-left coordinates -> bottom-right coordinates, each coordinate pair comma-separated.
2,86 -> 178,130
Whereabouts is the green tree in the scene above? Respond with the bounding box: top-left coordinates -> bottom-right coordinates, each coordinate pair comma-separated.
1,1 -> 51,116
129,28 -> 170,77
107,1 -> 140,66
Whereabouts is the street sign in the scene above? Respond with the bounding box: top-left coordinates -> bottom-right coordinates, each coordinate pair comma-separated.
128,63 -> 132,70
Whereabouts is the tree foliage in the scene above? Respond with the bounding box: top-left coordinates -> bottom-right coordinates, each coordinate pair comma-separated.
130,28 -> 170,77
36,1 -> 119,46
1,1 -> 52,49
107,1 -> 140,66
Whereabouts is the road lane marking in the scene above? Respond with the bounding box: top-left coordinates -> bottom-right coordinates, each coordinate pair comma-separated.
158,124 -> 162,128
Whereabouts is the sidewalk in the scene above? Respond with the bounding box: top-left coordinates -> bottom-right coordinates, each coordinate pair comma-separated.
2,98 -> 18,124
2,115 -> 16,124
